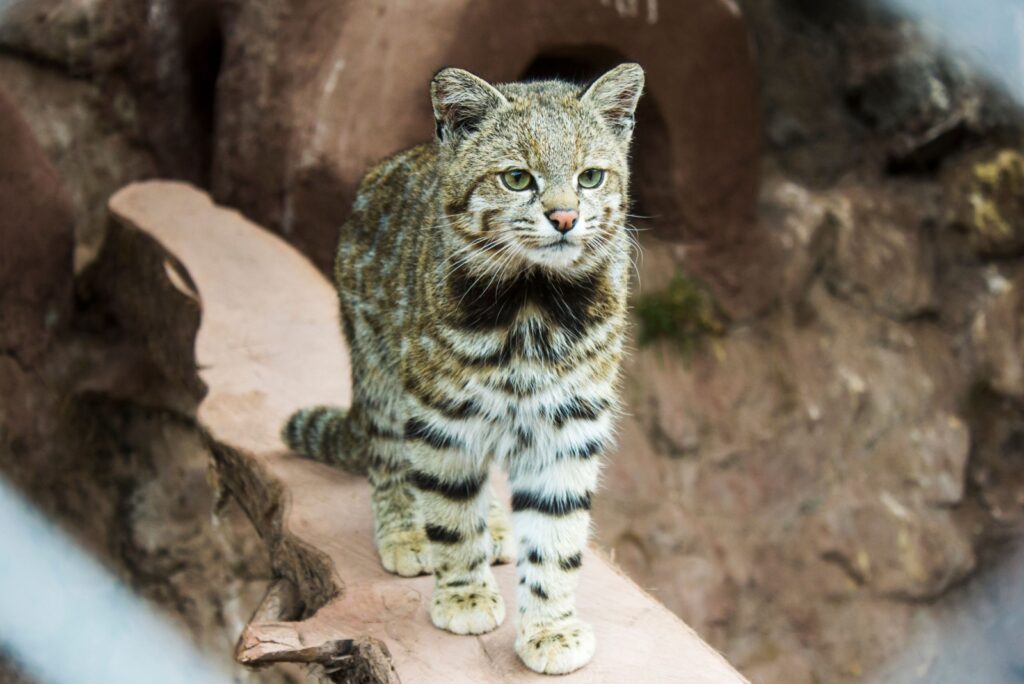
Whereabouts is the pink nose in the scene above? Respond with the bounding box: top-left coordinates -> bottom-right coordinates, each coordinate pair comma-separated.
546,209 -> 579,233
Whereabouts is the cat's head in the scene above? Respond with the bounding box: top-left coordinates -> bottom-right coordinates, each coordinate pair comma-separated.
431,63 -> 644,278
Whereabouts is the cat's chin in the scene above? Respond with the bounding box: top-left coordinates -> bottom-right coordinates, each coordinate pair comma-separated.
523,242 -> 584,271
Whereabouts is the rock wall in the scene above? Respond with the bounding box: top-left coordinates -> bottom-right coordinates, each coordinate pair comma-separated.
2,1 -> 1023,683
0,7 -> 293,681
589,2 -> 1024,681
209,0 -> 769,315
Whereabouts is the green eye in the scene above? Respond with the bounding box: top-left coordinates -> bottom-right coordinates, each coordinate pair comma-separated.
578,168 -> 605,189
501,169 -> 533,191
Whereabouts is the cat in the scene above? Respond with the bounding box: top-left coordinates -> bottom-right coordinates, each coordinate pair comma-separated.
283,63 -> 643,675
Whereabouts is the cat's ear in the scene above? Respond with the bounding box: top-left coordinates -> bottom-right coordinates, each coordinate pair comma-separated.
431,68 -> 507,143
581,63 -> 645,141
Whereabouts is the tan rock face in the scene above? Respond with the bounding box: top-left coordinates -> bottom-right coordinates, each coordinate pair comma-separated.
0,91 -> 73,363
4,1 -> 1024,683
971,273 -> 1024,399
210,0 -> 766,310
0,0 -> 222,269
966,389 -> 1024,524
595,157 -> 1021,680
0,56 -> 159,270
0,92 -> 77,528
824,182 -> 940,319
947,148 -> 1024,257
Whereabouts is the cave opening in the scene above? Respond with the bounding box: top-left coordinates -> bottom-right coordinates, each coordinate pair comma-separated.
179,0 -> 224,187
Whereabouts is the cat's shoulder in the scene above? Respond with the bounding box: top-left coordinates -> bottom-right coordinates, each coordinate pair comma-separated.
359,143 -> 438,192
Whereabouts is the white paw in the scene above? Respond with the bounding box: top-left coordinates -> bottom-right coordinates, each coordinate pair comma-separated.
430,584 -> 505,635
377,528 -> 432,577
516,617 -> 596,675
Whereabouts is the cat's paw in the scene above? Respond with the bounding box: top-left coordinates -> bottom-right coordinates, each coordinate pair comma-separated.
516,617 -> 596,675
377,528 -> 432,577
487,502 -> 514,565
430,583 -> 505,635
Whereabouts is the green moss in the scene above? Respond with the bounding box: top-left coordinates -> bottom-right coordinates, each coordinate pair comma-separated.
633,272 -> 725,354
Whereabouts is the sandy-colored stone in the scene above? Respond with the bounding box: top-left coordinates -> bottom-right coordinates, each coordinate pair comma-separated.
971,273 -> 1024,399
823,182 -> 939,319
210,0 -> 766,310
0,90 -> 73,362
105,180 -> 748,683
0,0 -> 223,268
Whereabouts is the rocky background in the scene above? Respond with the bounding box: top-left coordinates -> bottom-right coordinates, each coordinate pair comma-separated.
2,0 -> 1023,682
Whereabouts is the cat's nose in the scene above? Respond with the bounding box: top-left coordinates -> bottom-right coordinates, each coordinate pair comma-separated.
546,209 -> 578,234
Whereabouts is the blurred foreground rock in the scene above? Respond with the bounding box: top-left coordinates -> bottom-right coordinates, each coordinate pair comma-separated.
0,0 -> 220,269
2,0 -> 1024,683
0,38 -> 298,684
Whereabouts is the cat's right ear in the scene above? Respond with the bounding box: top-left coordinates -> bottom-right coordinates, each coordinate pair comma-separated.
580,63 -> 645,141
431,68 -> 507,144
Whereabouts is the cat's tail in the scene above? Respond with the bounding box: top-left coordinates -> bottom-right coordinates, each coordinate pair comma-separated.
281,405 -> 369,474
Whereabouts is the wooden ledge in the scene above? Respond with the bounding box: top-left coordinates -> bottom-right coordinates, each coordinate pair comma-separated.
103,180 -> 748,683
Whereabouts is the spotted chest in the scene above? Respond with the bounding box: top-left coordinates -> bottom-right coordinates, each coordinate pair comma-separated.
406,298 -> 623,468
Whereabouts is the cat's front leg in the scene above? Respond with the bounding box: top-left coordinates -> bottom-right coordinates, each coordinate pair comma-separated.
407,422 -> 505,635
509,451 -> 601,675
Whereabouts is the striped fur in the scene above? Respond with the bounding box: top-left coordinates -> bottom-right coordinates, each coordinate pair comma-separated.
284,64 -> 644,675
282,406 -> 368,471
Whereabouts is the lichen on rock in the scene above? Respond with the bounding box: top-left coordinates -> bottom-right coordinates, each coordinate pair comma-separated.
948,148 -> 1024,256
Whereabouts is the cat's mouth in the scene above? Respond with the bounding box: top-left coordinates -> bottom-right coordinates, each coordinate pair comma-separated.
523,237 -> 584,268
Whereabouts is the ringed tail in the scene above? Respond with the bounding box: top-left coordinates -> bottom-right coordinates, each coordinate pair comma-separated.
282,405 -> 368,474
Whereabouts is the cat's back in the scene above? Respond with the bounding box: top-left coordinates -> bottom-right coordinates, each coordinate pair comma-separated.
334,143 -> 440,310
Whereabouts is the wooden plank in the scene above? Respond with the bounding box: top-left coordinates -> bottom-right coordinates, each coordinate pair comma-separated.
106,180 -> 748,684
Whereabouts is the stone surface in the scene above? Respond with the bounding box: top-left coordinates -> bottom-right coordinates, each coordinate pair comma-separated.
823,181 -> 940,319
77,405 -> 306,684
738,0 -> 1001,180
210,0 -> 767,312
0,66 -> 296,684
593,160 -> 1013,679
0,90 -> 73,363
971,272 -> 1024,399
3,2 -> 1024,683
0,0 -> 222,268
0,87 -> 75,517
947,148 -> 1024,257
0,0 -> 144,72
761,175 -> 943,322
103,180 -> 749,683
0,55 -> 158,269
966,388 -> 1024,525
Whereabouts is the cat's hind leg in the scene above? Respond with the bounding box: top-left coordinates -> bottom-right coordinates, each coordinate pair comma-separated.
368,454 -> 432,577
362,401 -> 431,576
345,312 -> 432,577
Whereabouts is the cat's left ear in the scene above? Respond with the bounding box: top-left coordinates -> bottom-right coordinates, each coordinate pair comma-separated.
581,63 -> 645,141
431,68 -> 507,144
